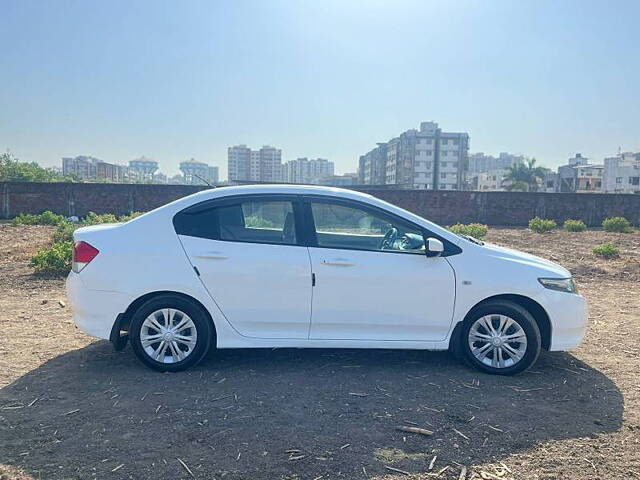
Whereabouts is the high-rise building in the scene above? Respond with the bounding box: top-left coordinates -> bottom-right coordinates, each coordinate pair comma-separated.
228,145 -> 282,183
603,151 -> 640,194
358,122 -> 469,190
179,159 -> 219,185
280,158 -> 334,184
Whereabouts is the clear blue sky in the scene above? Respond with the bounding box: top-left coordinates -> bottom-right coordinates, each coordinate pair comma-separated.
1,0 -> 638,178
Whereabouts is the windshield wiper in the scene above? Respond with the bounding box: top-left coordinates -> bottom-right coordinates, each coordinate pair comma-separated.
459,234 -> 485,246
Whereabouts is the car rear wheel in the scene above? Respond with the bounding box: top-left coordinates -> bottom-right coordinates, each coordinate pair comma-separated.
130,295 -> 212,372
460,300 -> 541,375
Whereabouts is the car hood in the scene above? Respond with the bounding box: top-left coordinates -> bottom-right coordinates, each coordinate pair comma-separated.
479,241 -> 571,278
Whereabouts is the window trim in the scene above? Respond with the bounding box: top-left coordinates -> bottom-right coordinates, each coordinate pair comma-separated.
301,195 -> 461,256
174,194 -> 307,248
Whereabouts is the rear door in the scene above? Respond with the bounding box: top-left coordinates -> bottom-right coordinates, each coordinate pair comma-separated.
175,195 -> 312,339
305,198 -> 456,341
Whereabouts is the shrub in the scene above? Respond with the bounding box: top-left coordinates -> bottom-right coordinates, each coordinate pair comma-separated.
29,210 -> 131,275
448,223 -> 489,239
30,241 -> 73,273
38,210 -> 67,226
12,213 -> 40,225
119,211 -> 143,222
52,222 -> 78,243
592,243 -> 619,258
12,210 -> 66,226
602,216 -> 632,233
82,212 -> 118,225
529,217 -> 557,233
563,219 -> 586,232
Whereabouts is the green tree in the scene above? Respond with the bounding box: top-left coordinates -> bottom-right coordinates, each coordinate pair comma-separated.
505,158 -> 548,192
0,152 -> 74,182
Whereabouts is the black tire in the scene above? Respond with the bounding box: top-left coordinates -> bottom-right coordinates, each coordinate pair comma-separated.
459,300 -> 541,375
129,294 -> 213,372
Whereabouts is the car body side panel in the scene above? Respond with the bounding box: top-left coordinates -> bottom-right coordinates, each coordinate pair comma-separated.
445,242 -> 588,350
177,235 -> 313,339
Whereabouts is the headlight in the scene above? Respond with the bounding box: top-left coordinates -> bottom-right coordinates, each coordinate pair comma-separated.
538,277 -> 577,294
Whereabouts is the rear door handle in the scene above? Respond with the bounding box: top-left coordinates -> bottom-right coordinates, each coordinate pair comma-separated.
321,258 -> 354,267
195,251 -> 229,260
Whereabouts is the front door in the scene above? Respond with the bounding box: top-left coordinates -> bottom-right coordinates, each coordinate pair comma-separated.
306,199 -> 456,341
177,197 -> 312,339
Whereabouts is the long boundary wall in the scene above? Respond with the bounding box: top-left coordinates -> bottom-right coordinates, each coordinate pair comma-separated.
1,182 -> 639,227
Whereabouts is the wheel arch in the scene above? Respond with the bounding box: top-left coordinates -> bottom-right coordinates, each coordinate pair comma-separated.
112,290 -> 218,348
453,294 -> 552,351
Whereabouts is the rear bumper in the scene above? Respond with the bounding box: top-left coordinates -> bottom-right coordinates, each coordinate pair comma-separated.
533,288 -> 588,351
66,272 -> 131,341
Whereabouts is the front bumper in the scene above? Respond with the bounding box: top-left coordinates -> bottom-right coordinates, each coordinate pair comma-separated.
66,272 -> 131,340
534,288 -> 588,351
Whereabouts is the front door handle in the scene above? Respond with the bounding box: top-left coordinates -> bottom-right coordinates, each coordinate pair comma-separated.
321,258 -> 354,267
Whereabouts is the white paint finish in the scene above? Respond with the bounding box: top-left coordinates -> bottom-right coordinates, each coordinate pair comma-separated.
66,184 -> 588,362
178,236 -> 312,338
308,248 -> 455,341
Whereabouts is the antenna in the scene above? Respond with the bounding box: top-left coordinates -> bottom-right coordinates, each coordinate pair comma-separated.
193,174 -> 213,187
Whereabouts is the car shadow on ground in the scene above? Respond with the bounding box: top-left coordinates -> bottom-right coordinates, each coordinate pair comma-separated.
0,343 -> 623,480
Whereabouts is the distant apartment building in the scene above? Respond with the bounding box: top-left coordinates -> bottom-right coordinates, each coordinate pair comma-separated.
558,153 -> 603,193
228,145 -> 282,183
62,155 -> 134,183
603,152 -> 640,194
468,152 -> 524,173
469,170 -> 511,191
281,158 -> 334,184
467,152 -> 524,191
358,122 -> 469,190
324,173 -> 359,187
129,157 -> 159,182
179,159 -> 219,185
543,172 -> 559,193
358,143 -> 387,185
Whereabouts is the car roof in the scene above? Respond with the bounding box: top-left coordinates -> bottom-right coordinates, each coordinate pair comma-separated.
189,184 -> 376,202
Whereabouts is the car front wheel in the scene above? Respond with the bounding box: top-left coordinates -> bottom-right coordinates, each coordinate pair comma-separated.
460,300 -> 541,375
129,295 -> 213,372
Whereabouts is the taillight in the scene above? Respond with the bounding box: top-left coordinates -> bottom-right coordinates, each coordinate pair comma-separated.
72,241 -> 99,273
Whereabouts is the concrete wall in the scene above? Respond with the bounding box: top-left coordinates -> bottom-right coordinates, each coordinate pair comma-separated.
2,182 -> 639,227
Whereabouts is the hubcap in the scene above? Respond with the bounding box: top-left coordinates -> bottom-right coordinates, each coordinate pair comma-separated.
140,308 -> 197,364
468,314 -> 527,369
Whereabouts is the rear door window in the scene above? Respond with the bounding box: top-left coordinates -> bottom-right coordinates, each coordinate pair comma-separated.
174,199 -> 298,246
218,201 -> 297,245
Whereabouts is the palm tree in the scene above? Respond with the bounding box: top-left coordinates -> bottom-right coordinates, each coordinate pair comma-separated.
505,158 -> 548,192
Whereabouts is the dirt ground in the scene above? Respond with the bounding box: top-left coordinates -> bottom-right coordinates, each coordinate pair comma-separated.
1,224 -> 639,480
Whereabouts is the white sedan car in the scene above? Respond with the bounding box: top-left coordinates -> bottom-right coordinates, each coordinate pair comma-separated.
66,185 -> 587,375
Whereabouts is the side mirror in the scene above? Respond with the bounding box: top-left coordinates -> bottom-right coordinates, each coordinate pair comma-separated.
425,237 -> 444,257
